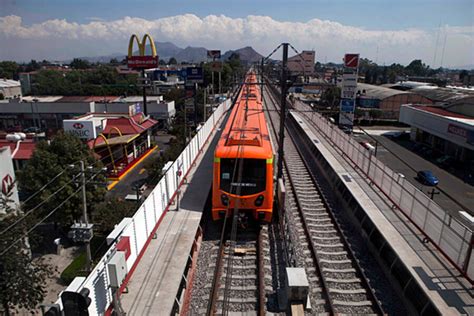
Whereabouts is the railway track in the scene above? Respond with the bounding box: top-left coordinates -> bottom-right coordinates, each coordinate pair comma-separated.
263,79 -> 384,314
190,217 -> 269,315
207,222 -> 268,315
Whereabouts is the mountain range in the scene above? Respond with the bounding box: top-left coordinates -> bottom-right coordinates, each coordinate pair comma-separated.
74,42 -> 264,64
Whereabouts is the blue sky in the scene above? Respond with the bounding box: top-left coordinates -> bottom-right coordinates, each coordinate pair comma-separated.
0,0 -> 473,67
3,0 -> 472,29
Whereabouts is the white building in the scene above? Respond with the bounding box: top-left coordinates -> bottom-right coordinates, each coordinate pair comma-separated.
0,147 -> 20,214
399,103 -> 474,163
0,79 -> 22,100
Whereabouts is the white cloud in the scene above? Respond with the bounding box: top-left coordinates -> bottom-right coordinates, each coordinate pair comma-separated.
0,14 -> 472,67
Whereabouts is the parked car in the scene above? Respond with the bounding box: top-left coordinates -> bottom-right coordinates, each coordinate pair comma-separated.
416,170 -> 439,186
23,126 -> 42,133
436,155 -> 455,169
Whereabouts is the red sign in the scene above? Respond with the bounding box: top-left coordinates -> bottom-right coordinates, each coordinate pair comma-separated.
127,56 -> 159,69
447,124 -> 468,138
344,53 -> 359,68
2,174 -> 14,195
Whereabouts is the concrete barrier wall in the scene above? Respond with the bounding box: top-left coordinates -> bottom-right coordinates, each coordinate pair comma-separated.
302,110 -> 473,280
55,99 -> 231,315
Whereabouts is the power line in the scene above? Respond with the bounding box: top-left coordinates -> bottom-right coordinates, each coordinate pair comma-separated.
0,172 -> 81,236
0,170 -> 103,256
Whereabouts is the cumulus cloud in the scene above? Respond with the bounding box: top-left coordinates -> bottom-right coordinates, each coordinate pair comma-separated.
0,14 -> 472,67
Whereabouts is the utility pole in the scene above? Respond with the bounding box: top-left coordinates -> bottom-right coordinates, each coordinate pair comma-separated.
142,69 -> 148,116
218,70 -> 222,96
80,161 -> 92,272
194,82 -> 198,128
203,86 -> 207,122
260,58 -> 264,102
277,43 -> 289,180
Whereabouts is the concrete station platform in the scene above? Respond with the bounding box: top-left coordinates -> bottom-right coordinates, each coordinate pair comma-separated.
119,119 -> 225,315
291,110 -> 472,315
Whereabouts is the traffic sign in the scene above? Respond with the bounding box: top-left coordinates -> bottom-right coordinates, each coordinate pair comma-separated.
207,50 -> 221,59
344,53 -> 359,69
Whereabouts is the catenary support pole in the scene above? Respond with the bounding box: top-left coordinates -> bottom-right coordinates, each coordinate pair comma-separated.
277,43 -> 289,180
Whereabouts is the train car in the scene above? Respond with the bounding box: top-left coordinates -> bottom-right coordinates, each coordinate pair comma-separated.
212,72 -> 274,222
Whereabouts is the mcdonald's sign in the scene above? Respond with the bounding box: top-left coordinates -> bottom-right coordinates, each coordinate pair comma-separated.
127,34 -> 159,69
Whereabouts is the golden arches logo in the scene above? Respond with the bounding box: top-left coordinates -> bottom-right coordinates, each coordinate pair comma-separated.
128,33 -> 157,57
127,33 -> 159,69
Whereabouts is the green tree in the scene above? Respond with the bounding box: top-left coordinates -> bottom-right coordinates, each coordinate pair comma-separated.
92,198 -> 135,235
168,57 -> 177,65
17,132 -> 106,227
0,194 -> 54,314
405,59 -> 429,76
0,61 -> 19,79
70,58 -> 91,69
320,86 -> 341,109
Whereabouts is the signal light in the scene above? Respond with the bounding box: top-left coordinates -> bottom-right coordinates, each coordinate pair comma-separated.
61,288 -> 91,315
254,195 -> 264,206
221,194 -> 229,206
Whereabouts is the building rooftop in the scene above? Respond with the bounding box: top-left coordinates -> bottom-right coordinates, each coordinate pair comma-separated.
356,83 -> 412,100
0,138 -> 37,160
0,79 -> 21,88
410,86 -> 474,103
408,105 -> 474,126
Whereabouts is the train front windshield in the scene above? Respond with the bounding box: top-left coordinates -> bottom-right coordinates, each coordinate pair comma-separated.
220,158 -> 266,195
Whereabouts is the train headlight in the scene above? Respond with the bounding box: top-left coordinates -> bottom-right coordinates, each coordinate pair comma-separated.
254,195 -> 264,207
221,194 -> 229,206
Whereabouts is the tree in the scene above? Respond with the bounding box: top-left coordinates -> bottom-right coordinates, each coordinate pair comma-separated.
70,58 -> 91,69
92,198 -> 135,235
168,57 -> 177,65
109,58 -> 120,65
0,194 -> 54,314
159,59 -> 166,65
405,59 -> 429,76
0,61 -> 19,79
320,86 -> 341,109
17,132 -> 106,227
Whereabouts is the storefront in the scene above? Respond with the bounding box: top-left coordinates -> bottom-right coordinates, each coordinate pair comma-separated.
400,105 -> 474,164
64,112 -> 157,179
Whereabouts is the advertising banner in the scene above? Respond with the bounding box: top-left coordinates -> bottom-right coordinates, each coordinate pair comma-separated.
207,50 -> 221,59
186,67 -> 203,83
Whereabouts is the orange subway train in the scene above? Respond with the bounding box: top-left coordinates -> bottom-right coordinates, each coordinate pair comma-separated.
212,71 -> 274,222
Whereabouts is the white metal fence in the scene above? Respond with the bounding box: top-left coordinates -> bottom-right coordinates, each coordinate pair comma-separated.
56,99 -> 231,315
305,110 -> 473,280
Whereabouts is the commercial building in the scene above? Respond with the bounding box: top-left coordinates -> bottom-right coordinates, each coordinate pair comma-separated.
400,104 -> 474,164
287,51 -> 315,76
0,147 -> 20,214
0,96 -> 175,131
355,83 -> 432,118
64,112 -> 158,179
0,134 -> 37,170
0,79 -> 22,100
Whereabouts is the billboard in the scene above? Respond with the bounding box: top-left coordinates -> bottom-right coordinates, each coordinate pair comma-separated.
63,120 -> 97,140
210,61 -> 223,72
207,50 -> 221,59
127,34 -> 159,69
186,67 -> 203,83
